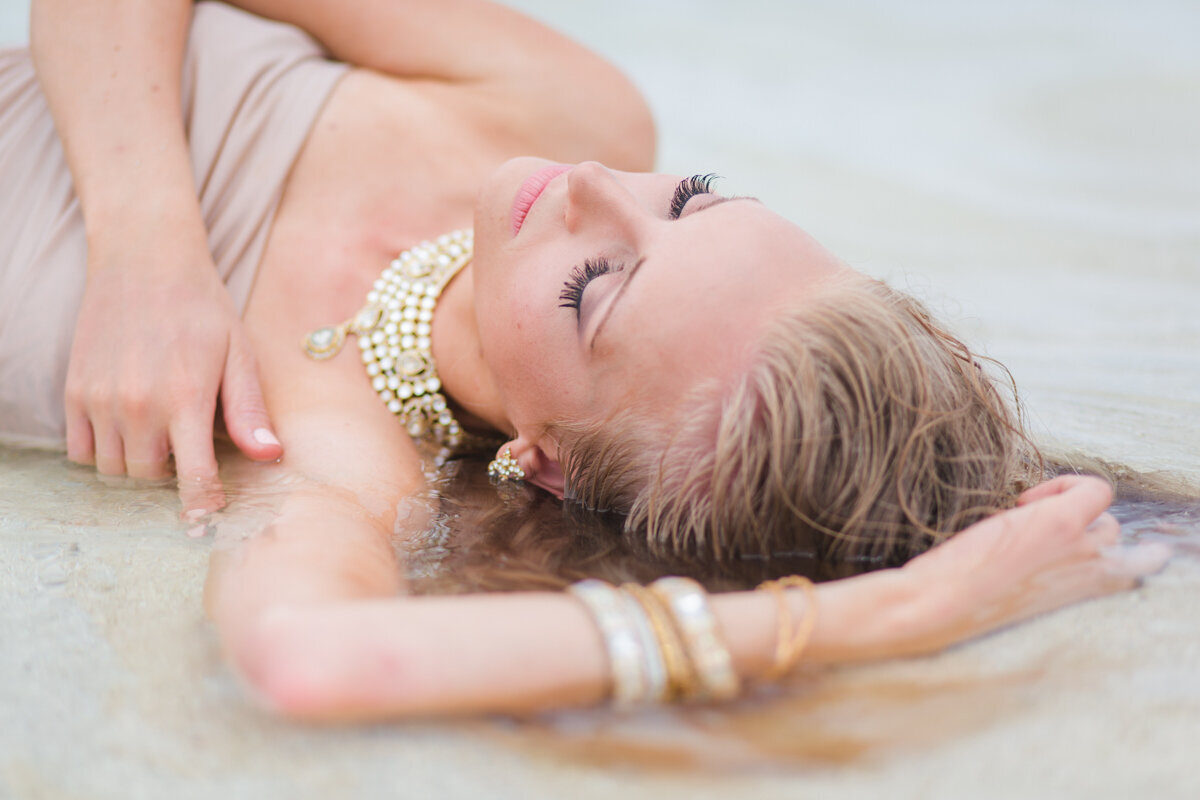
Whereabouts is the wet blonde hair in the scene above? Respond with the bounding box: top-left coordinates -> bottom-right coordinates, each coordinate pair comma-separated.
555,275 -> 1042,570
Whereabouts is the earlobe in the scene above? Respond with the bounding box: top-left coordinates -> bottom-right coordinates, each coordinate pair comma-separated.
498,439 -> 566,499
528,452 -> 565,499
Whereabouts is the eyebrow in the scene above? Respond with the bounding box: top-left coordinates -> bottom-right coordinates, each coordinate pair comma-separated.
588,196 -> 759,352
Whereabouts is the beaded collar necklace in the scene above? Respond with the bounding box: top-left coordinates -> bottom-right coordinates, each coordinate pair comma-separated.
302,230 -> 474,454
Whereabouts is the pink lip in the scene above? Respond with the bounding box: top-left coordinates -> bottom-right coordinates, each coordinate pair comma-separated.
510,164 -> 571,236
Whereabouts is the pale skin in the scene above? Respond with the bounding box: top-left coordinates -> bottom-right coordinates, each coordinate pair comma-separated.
28,0 -> 1171,718
31,0 -> 281,514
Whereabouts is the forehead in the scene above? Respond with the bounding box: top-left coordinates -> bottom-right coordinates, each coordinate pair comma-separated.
591,202 -> 845,410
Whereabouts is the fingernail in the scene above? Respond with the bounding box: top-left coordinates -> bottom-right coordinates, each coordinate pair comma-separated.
187,524 -> 207,539
184,508 -> 206,522
253,428 -> 280,447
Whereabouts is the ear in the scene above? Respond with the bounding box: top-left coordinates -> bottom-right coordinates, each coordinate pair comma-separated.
502,437 -> 565,499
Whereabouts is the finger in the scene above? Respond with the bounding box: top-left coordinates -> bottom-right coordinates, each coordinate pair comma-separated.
64,401 -> 96,466
124,428 -> 173,480
170,412 -> 226,517
1018,474 -> 1111,507
220,336 -> 282,462
1017,475 -> 1073,505
92,416 -> 128,476
1101,542 -> 1173,579
1021,476 -> 1114,530
1084,512 -> 1121,548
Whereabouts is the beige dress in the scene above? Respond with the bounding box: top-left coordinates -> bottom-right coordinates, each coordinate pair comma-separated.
0,2 -> 348,445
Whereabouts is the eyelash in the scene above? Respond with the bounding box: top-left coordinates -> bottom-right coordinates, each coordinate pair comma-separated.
558,256 -> 617,317
557,174 -> 717,318
669,173 -> 719,219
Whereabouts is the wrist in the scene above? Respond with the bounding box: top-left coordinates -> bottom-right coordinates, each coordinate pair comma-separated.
76,140 -> 206,249
712,568 -> 919,681
83,193 -> 211,269
801,568 -> 927,665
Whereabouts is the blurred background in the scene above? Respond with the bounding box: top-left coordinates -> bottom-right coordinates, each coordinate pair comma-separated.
0,1 -> 27,46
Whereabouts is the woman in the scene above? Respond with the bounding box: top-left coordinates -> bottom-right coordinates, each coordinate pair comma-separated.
0,0 -> 1168,717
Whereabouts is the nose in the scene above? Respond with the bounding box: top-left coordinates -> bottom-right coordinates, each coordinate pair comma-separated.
564,161 -> 643,235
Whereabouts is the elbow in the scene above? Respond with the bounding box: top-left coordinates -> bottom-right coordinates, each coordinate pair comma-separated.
232,606 -> 331,720
600,81 -> 658,173
565,57 -> 657,171
230,605 -> 383,721
227,604 -> 429,721
624,101 -> 658,173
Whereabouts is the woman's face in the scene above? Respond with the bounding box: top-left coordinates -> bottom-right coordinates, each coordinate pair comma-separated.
471,157 -> 847,464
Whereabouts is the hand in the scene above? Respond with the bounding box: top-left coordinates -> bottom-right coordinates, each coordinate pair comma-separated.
64,235 -> 282,515
896,475 -> 1171,654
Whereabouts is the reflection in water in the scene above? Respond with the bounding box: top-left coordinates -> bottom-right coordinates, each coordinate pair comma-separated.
397,453 -> 1200,771
482,666 -> 1050,771
1112,500 -> 1200,557
403,455 -> 889,597
2,443 -> 1198,773
406,454 -> 1200,593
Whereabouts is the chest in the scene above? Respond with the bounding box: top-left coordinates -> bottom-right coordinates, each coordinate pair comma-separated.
252,71 -> 482,323
239,69 -> 517,443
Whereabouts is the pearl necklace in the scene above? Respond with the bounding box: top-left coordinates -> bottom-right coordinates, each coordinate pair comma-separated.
302,230 -> 473,453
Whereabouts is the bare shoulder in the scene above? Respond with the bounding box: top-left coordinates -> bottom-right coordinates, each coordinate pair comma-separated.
221,0 -> 655,170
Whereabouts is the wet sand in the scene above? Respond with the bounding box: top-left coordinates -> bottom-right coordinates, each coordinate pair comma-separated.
2,1 -> 1199,798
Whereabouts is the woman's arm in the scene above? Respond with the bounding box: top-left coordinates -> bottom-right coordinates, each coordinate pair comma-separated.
30,0 -> 281,513
208,471 -> 1168,720
226,0 -> 656,171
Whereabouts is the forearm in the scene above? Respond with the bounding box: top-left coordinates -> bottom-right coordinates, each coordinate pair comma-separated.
215,476 -> 1160,720
30,0 -> 206,251
224,0 -> 655,170
227,568 -> 925,720
229,0 -> 590,83
717,568 -> 923,672
207,473 -> 957,719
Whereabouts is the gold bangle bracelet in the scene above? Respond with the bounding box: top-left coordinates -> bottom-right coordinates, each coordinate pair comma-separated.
756,575 -> 819,681
649,576 -> 740,702
617,587 -> 670,704
622,583 -> 700,702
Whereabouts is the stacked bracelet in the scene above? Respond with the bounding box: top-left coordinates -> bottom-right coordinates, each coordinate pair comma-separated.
568,575 -> 820,705
569,574 -> 822,708
649,577 -> 741,702
622,583 -> 700,702
569,576 -> 741,707
568,579 -> 664,708
617,588 -> 670,704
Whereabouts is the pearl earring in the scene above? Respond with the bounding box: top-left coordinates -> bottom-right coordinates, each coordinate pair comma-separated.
487,448 -> 526,482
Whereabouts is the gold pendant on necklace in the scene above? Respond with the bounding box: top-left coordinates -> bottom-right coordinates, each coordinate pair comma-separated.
300,230 -> 474,453
303,304 -> 385,360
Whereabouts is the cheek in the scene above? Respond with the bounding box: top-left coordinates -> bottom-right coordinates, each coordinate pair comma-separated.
500,322 -> 597,427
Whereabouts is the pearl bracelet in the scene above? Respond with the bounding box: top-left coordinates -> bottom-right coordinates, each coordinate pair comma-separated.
568,579 -> 666,708
622,582 -> 700,702
618,589 -> 669,704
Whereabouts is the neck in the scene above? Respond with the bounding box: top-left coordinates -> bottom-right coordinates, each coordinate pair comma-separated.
430,261 -> 512,437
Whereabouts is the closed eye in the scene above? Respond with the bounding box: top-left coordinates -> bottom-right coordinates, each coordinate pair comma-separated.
669,174 -> 719,219
558,256 -> 619,318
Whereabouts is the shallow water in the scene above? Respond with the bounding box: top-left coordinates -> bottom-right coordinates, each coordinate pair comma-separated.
4,0 -> 1200,798
4,444 -> 1198,789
